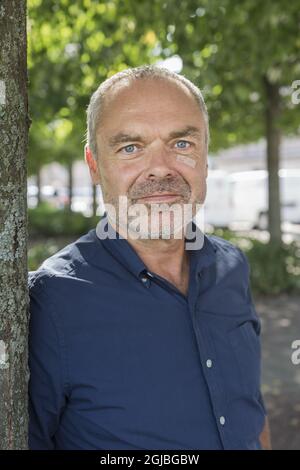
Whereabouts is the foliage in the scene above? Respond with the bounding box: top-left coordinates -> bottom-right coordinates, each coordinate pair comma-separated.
28,202 -> 99,237
28,0 -> 300,160
213,228 -> 300,295
27,0 -> 155,174
130,0 -> 300,151
28,239 -> 68,271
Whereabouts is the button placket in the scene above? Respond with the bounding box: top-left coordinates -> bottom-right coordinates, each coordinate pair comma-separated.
192,319 -> 230,447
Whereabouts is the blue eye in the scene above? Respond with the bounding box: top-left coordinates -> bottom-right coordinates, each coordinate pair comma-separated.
121,144 -> 137,154
175,140 -> 190,149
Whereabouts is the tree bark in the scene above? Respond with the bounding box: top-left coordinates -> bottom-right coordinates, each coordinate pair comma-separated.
0,0 -> 29,449
263,76 -> 282,245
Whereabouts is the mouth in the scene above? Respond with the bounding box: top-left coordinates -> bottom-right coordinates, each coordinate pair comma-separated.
135,193 -> 182,203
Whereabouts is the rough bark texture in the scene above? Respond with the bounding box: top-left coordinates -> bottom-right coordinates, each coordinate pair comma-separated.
0,0 -> 29,450
264,76 -> 282,245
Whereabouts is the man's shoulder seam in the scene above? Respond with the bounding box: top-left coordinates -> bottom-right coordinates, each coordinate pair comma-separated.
207,234 -> 242,254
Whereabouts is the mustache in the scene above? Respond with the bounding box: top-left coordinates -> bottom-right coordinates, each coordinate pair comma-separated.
128,176 -> 191,201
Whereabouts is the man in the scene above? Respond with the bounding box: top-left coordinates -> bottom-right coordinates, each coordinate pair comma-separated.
28,65 -> 271,450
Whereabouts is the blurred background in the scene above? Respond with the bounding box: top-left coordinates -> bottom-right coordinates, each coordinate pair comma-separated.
27,0 -> 300,449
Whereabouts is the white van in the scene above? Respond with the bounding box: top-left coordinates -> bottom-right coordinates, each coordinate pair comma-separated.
204,169 -> 300,229
204,170 -> 232,228
228,169 -> 300,229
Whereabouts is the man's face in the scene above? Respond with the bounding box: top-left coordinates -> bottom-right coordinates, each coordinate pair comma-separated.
87,77 -> 208,239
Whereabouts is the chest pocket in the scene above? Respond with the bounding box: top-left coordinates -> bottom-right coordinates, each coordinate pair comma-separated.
199,315 -> 262,401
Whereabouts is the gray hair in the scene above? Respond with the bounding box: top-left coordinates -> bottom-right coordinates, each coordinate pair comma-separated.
86,65 -> 209,159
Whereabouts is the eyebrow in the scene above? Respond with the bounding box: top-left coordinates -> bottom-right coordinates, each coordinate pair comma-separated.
108,126 -> 203,148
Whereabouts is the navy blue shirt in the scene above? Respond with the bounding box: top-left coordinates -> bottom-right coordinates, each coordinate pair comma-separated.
28,215 -> 267,450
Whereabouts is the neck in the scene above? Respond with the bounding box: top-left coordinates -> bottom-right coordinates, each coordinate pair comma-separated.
111,220 -> 190,295
130,237 -> 190,296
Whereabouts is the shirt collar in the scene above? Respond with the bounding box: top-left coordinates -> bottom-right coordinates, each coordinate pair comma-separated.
95,213 -> 147,279
95,212 -> 217,280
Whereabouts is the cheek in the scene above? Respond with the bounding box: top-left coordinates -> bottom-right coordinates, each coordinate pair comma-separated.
173,147 -> 206,172
194,176 -> 207,202
173,151 -> 206,184
103,160 -> 141,195
175,154 -> 197,168
184,168 -> 207,201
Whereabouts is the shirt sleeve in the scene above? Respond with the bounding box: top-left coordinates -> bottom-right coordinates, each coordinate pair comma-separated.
28,274 -> 69,449
238,249 -> 268,417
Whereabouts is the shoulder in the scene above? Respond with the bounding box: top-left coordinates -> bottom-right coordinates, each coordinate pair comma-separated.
28,229 -> 105,343
207,234 -> 250,276
201,234 -> 256,324
28,228 -> 100,291
28,228 -> 110,313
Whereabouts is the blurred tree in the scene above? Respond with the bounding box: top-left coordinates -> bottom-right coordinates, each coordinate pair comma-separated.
0,0 -> 29,449
130,0 -> 300,244
27,0 -> 155,210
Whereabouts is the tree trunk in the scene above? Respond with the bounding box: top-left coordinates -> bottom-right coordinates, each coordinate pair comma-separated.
67,161 -> 73,212
263,76 -> 282,245
0,0 -> 29,450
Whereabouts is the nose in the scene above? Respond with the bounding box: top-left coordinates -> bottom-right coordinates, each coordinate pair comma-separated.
143,144 -> 177,180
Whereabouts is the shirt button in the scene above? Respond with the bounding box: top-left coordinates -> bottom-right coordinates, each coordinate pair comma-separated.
206,359 -> 213,368
219,416 -> 226,426
140,275 -> 150,287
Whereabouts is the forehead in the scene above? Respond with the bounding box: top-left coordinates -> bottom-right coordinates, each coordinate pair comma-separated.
98,78 -> 205,137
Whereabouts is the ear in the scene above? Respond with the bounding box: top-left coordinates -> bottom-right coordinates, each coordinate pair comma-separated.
84,144 -> 101,185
